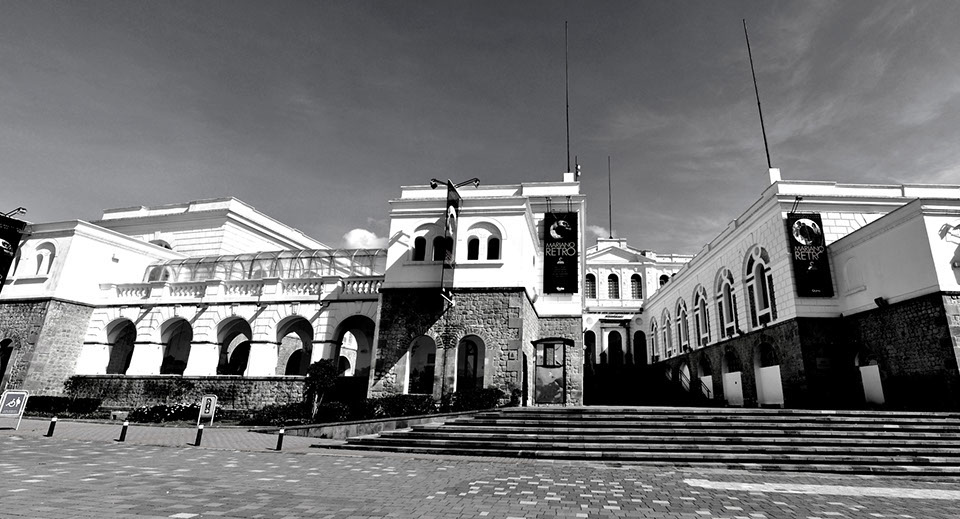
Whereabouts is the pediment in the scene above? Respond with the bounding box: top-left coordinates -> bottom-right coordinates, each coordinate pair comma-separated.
587,247 -> 651,264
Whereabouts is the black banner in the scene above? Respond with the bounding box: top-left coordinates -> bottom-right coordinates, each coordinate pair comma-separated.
0,214 -> 26,294
543,212 -> 578,294
786,212 -> 833,297
443,181 -> 461,268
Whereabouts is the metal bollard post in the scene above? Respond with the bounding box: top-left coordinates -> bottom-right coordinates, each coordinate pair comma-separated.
276,428 -> 285,451
194,424 -> 204,446
118,421 -> 129,442
45,417 -> 58,437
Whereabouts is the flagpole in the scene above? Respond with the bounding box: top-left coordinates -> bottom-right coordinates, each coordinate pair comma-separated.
565,21 -> 571,173
607,156 -> 613,239
743,19 -> 772,169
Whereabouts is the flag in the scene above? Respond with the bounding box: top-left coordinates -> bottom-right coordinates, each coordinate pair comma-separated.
0,215 -> 27,295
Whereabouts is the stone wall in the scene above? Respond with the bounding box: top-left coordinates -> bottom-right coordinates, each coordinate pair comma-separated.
373,288 -> 583,405
538,316 -> 584,406
67,375 -> 305,410
0,299 -> 49,391
843,292 -> 960,410
0,298 -> 93,395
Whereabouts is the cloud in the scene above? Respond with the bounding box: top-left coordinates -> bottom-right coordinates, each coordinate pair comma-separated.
587,225 -> 610,238
341,228 -> 388,249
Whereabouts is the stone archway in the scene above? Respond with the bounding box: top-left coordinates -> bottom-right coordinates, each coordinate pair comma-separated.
721,349 -> 743,406
276,315 -> 313,376
160,318 -> 192,375
405,336 -> 437,395
105,319 -> 136,375
456,335 -> 485,392
753,342 -> 784,407
334,315 -> 377,400
217,317 -> 252,375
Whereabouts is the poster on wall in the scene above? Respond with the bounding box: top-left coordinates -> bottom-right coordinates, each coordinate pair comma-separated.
786,212 -> 834,297
543,212 -> 579,294
0,214 -> 26,294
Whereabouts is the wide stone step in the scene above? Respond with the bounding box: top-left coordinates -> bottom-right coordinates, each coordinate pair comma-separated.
487,407 -> 960,418
411,424 -> 960,438
437,419 -> 960,434
388,430 -> 960,447
351,437 -> 960,456
333,443 -> 960,474
471,414 -> 960,425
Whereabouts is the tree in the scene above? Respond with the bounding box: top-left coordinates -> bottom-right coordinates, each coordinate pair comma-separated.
304,359 -> 338,416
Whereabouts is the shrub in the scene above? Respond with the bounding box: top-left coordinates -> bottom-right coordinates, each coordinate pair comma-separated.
25,396 -> 102,416
128,402 -> 202,423
362,394 -> 436,420
238,402 -> 311,427
440,388 -> 505,412
313,401 -> 352,424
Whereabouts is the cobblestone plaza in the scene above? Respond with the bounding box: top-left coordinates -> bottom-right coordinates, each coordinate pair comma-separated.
3,418 -> 960,519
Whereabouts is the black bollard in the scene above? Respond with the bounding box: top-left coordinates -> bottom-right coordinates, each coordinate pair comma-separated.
45,417 -> 58,437
194,424 -> 204,446
276,428 -> 285,451
118,421 -> 129,442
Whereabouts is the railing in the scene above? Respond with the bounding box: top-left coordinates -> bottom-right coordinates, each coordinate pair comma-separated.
340,277 -> 382,297
103,275 -> 383,304
675,368 -> 713,401
169,282 -> 205,298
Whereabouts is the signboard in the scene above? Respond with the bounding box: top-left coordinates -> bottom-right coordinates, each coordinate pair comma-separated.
0,390 -> 29,430
543,212 -> 579,294
198,394 -> 217,426
0,215 -> 27,294
786,212 -> 834,297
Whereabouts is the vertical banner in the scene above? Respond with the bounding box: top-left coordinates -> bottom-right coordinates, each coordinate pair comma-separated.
543,212 -> 579,294
786,212 -> 834,297
443,181 -> 461,268
0,215 -> 26,294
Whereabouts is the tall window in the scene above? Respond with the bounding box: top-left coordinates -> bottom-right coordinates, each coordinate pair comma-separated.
630,274 -> 642,299
661,314 -> 672,358
745,247 -> 777,328
432,236 -> 446,261
650,321 -> 659,361
676,300 -> 690,352
412,237 -> 426,261
659,274 -> 669,287
716,269 -> 738,338
694,287 -> 710,347
467,238 -> 480,260
487,237 -> 500,260
607,274 -> 620,299
585,274 -> 597,298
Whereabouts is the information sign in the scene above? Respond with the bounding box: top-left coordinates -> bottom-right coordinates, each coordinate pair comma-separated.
198,394 -> 217,426
0,390 -> 29,430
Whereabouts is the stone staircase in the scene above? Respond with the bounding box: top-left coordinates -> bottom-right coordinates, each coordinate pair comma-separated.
338,406 -> 960,475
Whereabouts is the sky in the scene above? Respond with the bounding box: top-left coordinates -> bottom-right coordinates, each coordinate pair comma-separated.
2,1 -> 959,254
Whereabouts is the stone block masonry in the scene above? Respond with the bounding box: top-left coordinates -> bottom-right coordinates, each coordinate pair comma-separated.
373,288 -> 584,405
66,375 -> 304,410
0,298 -> 94,395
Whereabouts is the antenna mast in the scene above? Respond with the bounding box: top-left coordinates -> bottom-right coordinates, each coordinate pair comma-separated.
743,19 -> 772,169
607,156 -> 613,239
565,21 -> 571,173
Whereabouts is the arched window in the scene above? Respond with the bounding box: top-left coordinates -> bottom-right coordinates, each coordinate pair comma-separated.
432,236 -> 446,261
585,274 -> 597,298
35,243 -> 56,276
649,321 -> 659,362
150,239 -> 173,250
467,237 -> 480,260
693,286 -> 710,347
661,313 -> 672,358
716,269 -> 738,338
607,274 -> 620,299
676,300 -> 690,352
147,266 -> 171,282
412,237 -> 427,261
630,274 -> 642,299
659,274 -> 669,287
487,237 -> 500,260
745,247 -> 777,328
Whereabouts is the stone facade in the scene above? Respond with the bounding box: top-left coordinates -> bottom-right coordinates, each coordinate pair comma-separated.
843,292 -> 960,410
0,298 -> 93,395
372,288 -> 583,405
66,375 -> 304,410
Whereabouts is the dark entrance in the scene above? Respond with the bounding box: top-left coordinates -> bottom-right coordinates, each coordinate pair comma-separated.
533,338 -> 569,404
